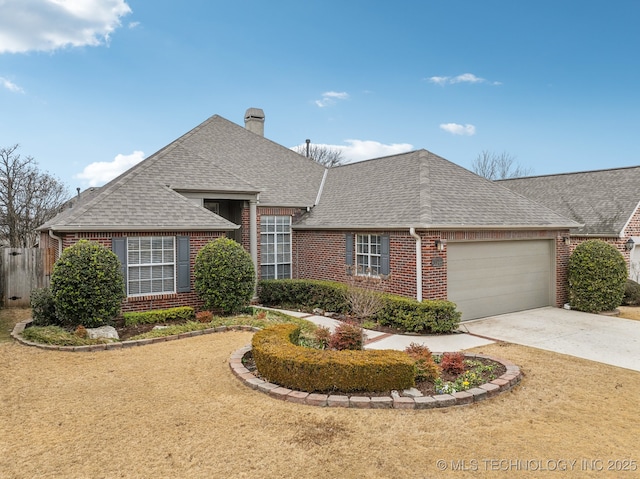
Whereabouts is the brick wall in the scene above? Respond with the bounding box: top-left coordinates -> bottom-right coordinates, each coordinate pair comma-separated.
293,228 -> 572,307
56,231 -> 225,313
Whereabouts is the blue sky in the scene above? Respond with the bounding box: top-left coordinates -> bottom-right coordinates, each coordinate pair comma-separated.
1,0 -> 639,191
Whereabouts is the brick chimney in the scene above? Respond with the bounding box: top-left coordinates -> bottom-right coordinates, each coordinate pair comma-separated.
244,108 -> 265,136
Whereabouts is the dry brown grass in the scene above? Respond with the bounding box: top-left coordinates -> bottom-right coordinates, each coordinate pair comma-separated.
0,308 -> 31,342
618,306 -> 640,321
1,325 -> 639,478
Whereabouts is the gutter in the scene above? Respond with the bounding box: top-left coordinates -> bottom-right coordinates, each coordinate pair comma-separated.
409,227 -> 422,302
48,229 -> 63,258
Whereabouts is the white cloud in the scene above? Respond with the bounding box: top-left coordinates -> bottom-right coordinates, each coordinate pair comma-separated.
427,73 -> 501,86
0,76 -> 24,93
0,0 -> 132,54
439,123 -> 476,136
292,140 -> 413,163
315,91 -> 349,108
74,150 -> 144,186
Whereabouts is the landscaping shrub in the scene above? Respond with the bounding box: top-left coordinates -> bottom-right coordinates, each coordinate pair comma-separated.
568,239 -> 627,313
314,326 -> 331,349
195,310 -> 213,323
252,324 -> 415,393
123,306 -> 195,326
30,287 -> 58,326
257,279 -> 349,313
50,240 -> 125,328
440,352 -> 466,375
374,295 -> 461,333
194,238 -> 255,314
404,343 -> 440,381
328,321 -> 364,351
623,279 -> 640,306
346,276 -> 384,320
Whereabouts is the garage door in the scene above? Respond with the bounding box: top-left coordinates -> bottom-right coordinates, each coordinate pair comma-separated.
447,240 -> 554,321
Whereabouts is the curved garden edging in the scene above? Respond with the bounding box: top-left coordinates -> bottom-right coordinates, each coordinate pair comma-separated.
11,318 -> 522,410
229,345 -> 522,409
10,318 -> 261,352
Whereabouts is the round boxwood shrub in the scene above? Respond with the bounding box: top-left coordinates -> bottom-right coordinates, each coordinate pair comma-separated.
194,237 -> 255,314
568,239 -> 627,313
50,239 -> 125,328
623,279 -> 640,306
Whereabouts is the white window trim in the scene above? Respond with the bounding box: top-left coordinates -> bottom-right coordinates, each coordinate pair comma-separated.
260,215 -> 292,280
126,236 -> 176,297
356,234 -> 382,277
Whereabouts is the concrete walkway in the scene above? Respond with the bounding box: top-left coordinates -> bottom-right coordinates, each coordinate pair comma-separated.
268,308 -> 495,352
462,307 -> 640,372
269,306 -> 640,371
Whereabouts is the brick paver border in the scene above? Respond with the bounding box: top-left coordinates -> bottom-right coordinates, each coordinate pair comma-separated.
229,345 -> 522,409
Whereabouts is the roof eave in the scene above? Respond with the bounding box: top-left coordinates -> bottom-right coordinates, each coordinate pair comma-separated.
293,223 -> 580,231
41,224 -> 239,233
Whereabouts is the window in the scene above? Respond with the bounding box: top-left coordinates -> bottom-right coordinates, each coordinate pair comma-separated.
356,234 -> 382,276
260,216 -> 291,279
346,233 -> 390,277
127,237 -> 176,295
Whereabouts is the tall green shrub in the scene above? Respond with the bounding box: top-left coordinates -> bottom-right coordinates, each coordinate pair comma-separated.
568,239 -> 627,313
194,238 -> 255,314
50,240 -> 125,327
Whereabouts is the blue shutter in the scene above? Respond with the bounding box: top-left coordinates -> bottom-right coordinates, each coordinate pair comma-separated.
112,237 -> 127,286
345,233 -> 354,266
381,235 -> 390,276
176,236 -> 191,293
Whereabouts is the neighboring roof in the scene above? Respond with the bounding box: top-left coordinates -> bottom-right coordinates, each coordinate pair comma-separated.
294,150 -> 580,230
40,114 -> 326,232
498,166 -> 640,236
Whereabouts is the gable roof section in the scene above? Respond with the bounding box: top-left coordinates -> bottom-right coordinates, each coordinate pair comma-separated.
40,170 -> 239,232
498,166 -> 640,236
168,115 -> 325,205
41,114 -> 326,232
295,150 -> 579,230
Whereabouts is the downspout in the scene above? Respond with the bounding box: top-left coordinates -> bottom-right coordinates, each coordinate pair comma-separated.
409,228 -> 422,302
49,229 -> 63,258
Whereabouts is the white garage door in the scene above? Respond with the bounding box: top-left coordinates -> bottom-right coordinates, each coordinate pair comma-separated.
447,240 -> 554,321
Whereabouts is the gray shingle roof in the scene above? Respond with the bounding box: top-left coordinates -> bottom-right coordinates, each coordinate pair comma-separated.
294,150 -> 579,230
498,166 -> 640,236
41,114 -> 325,232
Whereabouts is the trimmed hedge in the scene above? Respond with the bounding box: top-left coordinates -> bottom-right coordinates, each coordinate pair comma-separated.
123,306 -> 195,326
374,295 -> 461,334
258,279 -> 350,313
258,279 -> 461,334
568,239 -> 627,313
252,324 -> 415,393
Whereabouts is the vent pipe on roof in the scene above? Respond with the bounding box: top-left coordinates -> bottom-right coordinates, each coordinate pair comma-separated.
244,108 -> 265,136
305,139 -> 311,158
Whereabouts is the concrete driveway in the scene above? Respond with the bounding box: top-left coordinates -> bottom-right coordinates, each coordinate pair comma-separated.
461,307 -> 640,372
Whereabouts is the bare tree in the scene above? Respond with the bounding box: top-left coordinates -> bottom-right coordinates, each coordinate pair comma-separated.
294,142 -> 345,168
472,150 -> 533,180
0,144 -> 69,247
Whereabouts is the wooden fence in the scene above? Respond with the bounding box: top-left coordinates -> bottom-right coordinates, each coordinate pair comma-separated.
0,248 -> 54,308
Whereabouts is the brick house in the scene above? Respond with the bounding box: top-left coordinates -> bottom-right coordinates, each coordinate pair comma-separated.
499,166 -> 640,281
38,109 -> 579,320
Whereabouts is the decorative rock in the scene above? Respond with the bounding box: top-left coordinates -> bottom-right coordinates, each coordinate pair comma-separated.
402,387 -> 423,398
312,308 -> 325,316
86,326 -> 119,340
